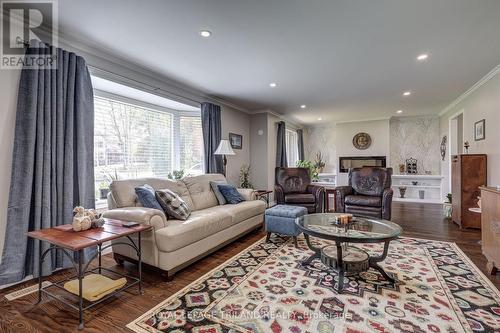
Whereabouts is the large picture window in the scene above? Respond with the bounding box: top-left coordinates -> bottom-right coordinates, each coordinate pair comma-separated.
93,82 -> 203,203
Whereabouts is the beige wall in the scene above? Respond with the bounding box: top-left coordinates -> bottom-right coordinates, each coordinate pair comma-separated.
440,67 -> 500,196
221,106 -> 251,186
0,70 -> 21,264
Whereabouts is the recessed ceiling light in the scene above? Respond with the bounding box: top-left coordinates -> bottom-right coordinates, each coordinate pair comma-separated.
199,30 -> 212,37
403,91 -> 411,96
269,82 -> 277,88
396,110 -> 403,114
318,117 -> 322,121
300,105 -> 306,109
417,53 -> 428,61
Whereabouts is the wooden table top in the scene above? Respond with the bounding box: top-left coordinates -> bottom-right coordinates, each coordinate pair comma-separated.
27,219 -> 152,251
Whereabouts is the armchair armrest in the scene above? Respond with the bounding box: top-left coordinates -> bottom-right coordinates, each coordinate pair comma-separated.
334,186 -> 353,213
237,188 -> 257,201
102,207 -> 167,231
274,185 -> 285,204
307,184 -> 326,213
382,188 -> 393,220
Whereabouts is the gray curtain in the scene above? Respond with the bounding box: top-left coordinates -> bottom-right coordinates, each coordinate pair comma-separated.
0,42 -> 95,285
201,102 -> 223,174
276,121 -> 287,167
297,129 -> 305,161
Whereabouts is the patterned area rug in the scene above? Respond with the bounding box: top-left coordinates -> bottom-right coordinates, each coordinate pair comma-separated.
127,236 -> 500,333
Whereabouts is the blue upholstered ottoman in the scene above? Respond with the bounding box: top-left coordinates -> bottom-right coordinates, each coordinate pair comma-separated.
265,205 -> 308,247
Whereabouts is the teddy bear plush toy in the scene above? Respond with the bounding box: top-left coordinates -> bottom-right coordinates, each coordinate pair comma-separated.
72,206 -> 103,231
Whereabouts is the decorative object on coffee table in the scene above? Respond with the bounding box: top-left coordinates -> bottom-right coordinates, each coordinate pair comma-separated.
398,186 -> 407,198
28,219 -> 151,330
405,157 -> 418,174
474,119 -> 485,141
296,213 -> 402,293
265,205 -> 308,248
352,132 -> 372,150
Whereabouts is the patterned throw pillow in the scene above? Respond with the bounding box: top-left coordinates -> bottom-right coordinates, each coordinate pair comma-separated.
217,184 -> 245,204
155,189 -> 191,220
210,180 -> 228,205
135,184 -> 163,211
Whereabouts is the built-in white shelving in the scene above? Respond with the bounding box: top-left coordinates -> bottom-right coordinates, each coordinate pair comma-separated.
392,175 -> 444,204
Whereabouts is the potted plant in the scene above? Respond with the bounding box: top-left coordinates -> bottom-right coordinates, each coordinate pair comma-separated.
99,182 -> 110,199
296,160 -> 319,181
446,193 -> 452,204
239,164 -> 253,189
168,170 -> 185,180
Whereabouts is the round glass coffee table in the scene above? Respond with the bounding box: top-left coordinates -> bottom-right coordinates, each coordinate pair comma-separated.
296,213 -> 402,293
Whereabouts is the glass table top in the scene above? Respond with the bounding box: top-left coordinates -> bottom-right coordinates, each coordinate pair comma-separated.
297,213 -> 402,241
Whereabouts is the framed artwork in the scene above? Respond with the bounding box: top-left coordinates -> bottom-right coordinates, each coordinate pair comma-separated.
474,119 -> 485,141
229,133 -> 242,149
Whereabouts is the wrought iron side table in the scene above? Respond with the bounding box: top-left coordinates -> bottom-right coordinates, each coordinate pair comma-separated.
254,190 -> 273,208
27,219 -> 152,330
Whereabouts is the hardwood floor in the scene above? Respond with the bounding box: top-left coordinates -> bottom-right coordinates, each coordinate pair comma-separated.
0,202 -> 498,332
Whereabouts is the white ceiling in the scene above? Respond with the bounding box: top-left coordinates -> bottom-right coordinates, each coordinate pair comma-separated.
58,0 -> 500,124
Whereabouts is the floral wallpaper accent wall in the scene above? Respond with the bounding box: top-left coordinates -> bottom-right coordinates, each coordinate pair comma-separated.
303,124 -> 337,172
390,116 -> 440,175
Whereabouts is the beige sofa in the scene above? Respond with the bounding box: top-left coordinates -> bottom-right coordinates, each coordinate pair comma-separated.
102,174 -> 266,279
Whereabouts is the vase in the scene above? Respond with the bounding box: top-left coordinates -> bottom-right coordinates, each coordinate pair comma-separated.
399,187 -> 407,198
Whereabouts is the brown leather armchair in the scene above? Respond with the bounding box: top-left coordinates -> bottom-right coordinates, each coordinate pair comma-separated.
335,167 -> 393,220
275,167 -> 325,213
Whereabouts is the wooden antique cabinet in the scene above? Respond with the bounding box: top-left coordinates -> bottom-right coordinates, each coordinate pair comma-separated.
451,154 -> 487,228
479,187 -> 500,275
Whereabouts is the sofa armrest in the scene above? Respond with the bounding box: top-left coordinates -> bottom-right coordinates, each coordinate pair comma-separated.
334,186 -> 353,213
237,188 -> 256,201
274,185 -> 285,204
307,185 -> 326,213
382,188 -> 393,220
102,207 -> 167,231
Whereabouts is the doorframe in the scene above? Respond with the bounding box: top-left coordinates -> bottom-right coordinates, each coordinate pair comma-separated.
447,110 -> 464,193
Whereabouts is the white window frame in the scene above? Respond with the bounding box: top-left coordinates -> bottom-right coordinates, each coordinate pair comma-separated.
93,89 -> 203,174
285,128 -> 299,167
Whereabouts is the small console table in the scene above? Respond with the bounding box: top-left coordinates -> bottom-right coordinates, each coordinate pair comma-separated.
27,219 -> 152,330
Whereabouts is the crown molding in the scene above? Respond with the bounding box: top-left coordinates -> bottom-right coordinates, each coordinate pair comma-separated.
438,63 -> 500,116
251,109 -> 304,128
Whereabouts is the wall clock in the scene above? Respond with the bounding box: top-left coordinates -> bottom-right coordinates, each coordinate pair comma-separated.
440,136 -> 447,161
352,132 -> 372,150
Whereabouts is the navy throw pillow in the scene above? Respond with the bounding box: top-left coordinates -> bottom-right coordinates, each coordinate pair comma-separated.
135,184 -> 163,211
217,184 -> 245,204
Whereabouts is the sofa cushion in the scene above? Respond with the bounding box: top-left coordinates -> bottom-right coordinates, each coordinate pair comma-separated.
155,206 -> 233,252
210,180 -> 227,205
285,193 -> 315,204
156,189 -> 192,220
218,184 -> 245,204
345,195 -> 382,207
110,178 -> 194,210
183,174 -> 226,210
155,200 -> 265,252
135,184 -> 163,211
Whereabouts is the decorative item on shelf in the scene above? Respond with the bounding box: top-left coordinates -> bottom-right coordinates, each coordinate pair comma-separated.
474,119 -> 485,141
398,164 -> 405,174
239,164 -> 253,189
314,151 -> 326,173
229,132 -> 243,149
398,187 -> 407,198
425,170 -> 432,175
214,139 -> 236,176
440,135 -> 447,161
419,190 -> 425,200
405,157 -> 418,174
464,141 -> 470,154
412,181 -> 418,186
352,132 -> 372,150
72,206 -> 104,232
